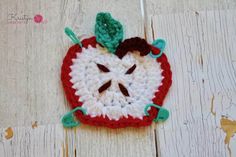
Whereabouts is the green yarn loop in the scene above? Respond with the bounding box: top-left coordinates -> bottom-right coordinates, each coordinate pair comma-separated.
95,12 -> 123,53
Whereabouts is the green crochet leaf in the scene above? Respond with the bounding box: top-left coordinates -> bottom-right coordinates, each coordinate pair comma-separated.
95,12 -> 123,53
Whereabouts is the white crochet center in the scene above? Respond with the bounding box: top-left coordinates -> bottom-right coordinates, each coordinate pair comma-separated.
70,45 -> 163,120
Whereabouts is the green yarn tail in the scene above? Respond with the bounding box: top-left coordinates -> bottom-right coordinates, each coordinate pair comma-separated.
95,12 -> 124,53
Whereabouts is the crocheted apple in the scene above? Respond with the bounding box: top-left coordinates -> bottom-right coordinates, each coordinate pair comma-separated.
61,13 -> 172,128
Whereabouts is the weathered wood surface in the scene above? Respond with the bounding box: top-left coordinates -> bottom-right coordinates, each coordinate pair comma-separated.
0,0 -> 236,157
146,8 -> 236,157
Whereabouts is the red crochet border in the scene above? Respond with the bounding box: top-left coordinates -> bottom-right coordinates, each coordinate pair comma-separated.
61,36 -> 172,128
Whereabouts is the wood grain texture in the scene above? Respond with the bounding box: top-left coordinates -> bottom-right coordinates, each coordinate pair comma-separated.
146,8 -> 236,157
1,0 -> 236,156
0,125 -> 156,157
147,0 -> 236,15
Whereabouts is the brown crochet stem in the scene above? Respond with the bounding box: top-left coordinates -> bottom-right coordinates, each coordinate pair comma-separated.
115,37 -> 151,59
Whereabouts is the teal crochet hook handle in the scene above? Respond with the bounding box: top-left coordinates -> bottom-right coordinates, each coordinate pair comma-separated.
149,39 -> 166,58
144,104 -> 169,122
64,27 -> 83,47
61,106 -> 86,128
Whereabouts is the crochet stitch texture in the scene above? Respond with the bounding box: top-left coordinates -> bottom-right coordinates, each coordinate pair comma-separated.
61,37 -> 172,128
69,45 -> 163,120
95,12 -> 123,53
61,12 -> 172,128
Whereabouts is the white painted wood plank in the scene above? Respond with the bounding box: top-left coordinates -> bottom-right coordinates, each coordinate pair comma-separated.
0,125 -> 156,157
147,0 -> 236,15
147,9 -> 236,157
